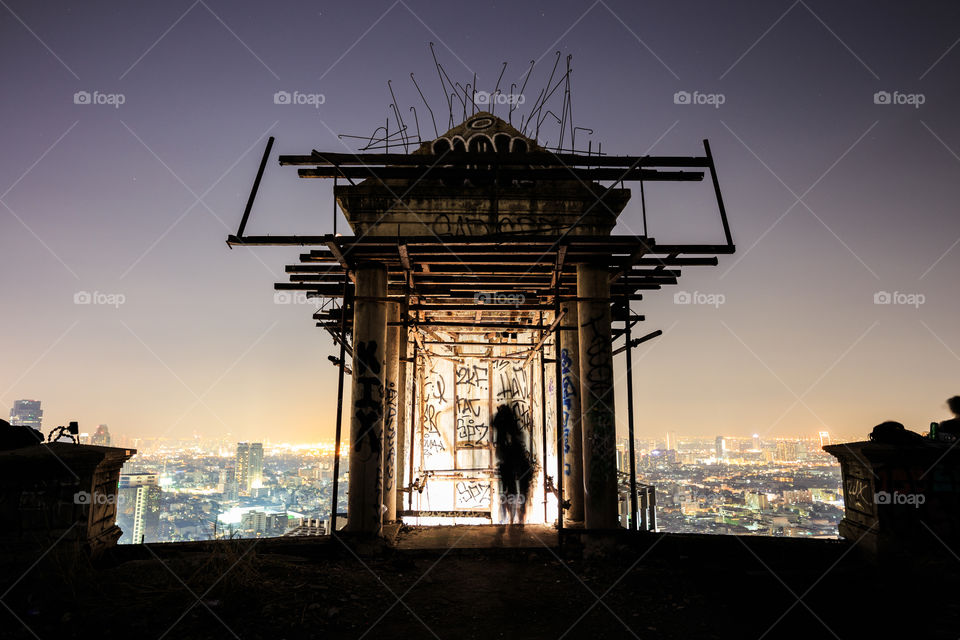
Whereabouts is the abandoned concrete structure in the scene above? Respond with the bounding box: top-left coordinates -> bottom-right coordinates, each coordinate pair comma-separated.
229,112 -> 734,536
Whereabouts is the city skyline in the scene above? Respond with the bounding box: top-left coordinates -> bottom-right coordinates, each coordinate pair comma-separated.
3,1 -> 960,443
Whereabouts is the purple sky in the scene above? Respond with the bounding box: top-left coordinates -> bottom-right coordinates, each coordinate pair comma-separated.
2,0 -> 959,443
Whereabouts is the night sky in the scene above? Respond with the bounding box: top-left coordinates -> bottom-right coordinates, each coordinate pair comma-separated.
2,0 -> 959,443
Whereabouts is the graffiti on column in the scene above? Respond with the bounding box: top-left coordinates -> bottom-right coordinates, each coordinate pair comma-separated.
354,340 -> 383,462
455,363 -> 489,447
383,380 -> 397,493
581,313 -> 615,494
560,347 -> 578,477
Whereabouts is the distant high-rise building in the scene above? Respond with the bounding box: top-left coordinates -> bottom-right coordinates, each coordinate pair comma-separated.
752,433 -> 761,450
91,424 -> 111,446
236,443 -> 250,489
250,442 -> 264,489
775,441 -> 799,462
236,442 -> 264,491
665,431 -> 678,451
818,431 -> 831,448
118,473 -> 161,544
715,436 -> 725,460
9,400 -> 42,430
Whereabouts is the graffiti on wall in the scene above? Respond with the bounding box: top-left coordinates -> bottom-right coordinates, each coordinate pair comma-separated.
455,363 -> 489,448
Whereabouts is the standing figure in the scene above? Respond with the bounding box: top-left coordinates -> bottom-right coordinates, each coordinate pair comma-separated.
493,404 -> 533,524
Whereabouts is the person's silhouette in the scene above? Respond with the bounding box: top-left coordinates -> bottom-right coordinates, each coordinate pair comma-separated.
938,396 -> 960,436
492,405 -> 532,525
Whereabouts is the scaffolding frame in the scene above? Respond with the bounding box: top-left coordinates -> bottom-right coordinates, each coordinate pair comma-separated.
227,135 -> 734,535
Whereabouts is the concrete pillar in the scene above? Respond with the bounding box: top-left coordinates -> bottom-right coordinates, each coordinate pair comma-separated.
394,318 -> 408,518
576,264 -> 618,529
347,262 -> 388,534
559,302 -> 584,523
382,302 -> 401,523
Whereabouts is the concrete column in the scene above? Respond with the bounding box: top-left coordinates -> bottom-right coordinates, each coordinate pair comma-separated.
347,262 -> 388,534
394,317 -> 408,519
559,302 -> 585,523
382,302 -> 401,523
576,264 -> 618,529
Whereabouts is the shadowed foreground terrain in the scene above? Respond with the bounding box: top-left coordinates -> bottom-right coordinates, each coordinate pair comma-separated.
2,527 -> 958,639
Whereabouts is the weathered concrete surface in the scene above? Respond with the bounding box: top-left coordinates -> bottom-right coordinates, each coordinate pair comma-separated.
576,264 -> 618,529
825,440 -> 960,553
559,303 -> 585,523
334,113 -> 630,237
394,319 -> 408,518
383,302 -> 401,523
348,262 -> 388,534
0,443 -> 136,558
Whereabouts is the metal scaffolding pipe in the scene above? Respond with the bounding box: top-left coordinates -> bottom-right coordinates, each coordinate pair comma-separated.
329,278 -> 350,535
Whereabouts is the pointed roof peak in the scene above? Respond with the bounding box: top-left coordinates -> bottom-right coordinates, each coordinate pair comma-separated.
416,111 -> 540,154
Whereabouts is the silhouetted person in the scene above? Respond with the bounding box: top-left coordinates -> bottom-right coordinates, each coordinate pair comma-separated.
938,396 -> 960,437
0,419 -> 43,451
493,405 -> 532,525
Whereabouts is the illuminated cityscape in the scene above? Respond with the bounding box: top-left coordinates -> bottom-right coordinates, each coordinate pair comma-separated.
114,430 -> 841,542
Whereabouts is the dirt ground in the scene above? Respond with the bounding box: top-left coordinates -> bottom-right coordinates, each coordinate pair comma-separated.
2,528 -> 958,639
